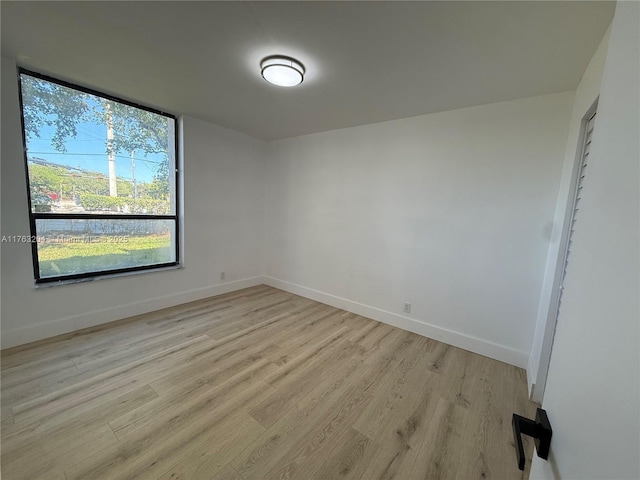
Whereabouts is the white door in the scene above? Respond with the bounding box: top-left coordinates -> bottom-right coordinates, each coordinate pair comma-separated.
533,103 -> 597,404
528,2 -> 639,478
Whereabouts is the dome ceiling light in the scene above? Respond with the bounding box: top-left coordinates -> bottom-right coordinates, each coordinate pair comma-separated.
260,56 -> 305,87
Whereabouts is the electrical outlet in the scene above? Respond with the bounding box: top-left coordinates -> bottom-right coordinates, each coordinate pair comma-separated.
403,303 -> 411,314
220,272 -> 225,280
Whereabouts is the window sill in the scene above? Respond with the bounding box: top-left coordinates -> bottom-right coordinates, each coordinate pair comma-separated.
33,263 -> 183,289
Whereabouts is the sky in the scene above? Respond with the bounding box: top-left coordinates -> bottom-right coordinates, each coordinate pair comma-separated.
22,74 -> 170,185
26,122 -> 164,184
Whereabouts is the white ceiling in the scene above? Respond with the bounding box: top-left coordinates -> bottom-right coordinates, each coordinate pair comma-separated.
1,1 -> 614,140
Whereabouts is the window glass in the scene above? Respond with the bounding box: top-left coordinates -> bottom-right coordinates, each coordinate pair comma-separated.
19,70 -> 179,282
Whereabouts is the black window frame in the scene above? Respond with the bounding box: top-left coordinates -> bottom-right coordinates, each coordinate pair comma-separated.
17,68 -> 180,284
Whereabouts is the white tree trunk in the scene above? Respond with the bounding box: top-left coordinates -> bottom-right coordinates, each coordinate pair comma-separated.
106,103 -> 117,197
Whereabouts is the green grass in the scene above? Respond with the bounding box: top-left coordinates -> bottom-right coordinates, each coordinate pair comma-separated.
38,234 -> 173,278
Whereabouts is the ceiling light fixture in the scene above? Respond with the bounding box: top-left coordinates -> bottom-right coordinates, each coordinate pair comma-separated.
260,56 -> 305,87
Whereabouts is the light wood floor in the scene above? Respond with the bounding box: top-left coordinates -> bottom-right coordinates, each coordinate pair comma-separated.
1,285 -> 536,480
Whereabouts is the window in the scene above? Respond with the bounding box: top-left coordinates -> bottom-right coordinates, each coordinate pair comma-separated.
18,69 -> 179,283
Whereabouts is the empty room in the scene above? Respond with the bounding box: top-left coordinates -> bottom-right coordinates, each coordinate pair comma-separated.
1,1 -> 638,479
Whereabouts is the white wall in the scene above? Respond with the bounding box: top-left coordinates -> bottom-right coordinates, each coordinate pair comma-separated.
529,26 -> 611,400
1,56 -> 267,348
264,93 -> 574,367
530,2 -> 639,479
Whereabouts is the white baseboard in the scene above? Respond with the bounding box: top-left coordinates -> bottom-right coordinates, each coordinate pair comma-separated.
263,276 -> 529,369
527,353 -> 538,400
1,276 -> 264,349
3,275 -> 532,372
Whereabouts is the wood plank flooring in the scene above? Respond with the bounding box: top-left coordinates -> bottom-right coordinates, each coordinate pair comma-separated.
1,285 -> 537,479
